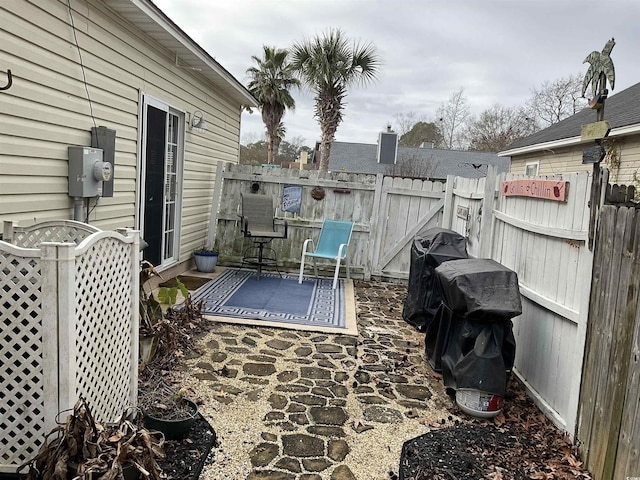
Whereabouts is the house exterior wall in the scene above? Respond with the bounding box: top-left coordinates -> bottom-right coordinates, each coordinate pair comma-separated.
509,135 -> 640,186
0,0 -> 243,262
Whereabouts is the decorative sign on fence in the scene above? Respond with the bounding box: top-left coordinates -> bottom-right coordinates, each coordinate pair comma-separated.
501,179 -> 568,202
282,184 -> 302,213
456,205 -> 469,220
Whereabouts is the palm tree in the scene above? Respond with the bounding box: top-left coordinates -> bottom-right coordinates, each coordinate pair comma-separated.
273,122 -> 286,163
246,46 -> 300,164
291,29 -> 380,172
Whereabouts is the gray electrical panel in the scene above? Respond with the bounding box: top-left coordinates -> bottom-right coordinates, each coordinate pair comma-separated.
91,126 -> 116,197
68,146 -> 110,197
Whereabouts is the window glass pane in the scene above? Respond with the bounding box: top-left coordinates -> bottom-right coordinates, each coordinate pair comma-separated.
525,163 -> 538,176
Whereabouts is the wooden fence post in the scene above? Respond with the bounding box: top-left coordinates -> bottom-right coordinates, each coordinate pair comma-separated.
479,165 -> 498,258
207,161 -> 225,250
442,175 -> 454,229
116,227 -> 140,406
366,174 -> 384,280
128,229 -> 140,406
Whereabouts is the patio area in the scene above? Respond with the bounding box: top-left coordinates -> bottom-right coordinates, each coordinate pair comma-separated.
156,275 -> 588,479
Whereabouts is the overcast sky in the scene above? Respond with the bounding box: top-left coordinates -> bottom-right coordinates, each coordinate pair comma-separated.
153,0 -> 640,148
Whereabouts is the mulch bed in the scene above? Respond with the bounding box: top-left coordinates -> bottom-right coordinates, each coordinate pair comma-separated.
157,415 -> 217,480
398,378 -> 591,479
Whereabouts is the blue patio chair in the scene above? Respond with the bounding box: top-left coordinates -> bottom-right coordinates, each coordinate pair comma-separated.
298,220 -> 354,289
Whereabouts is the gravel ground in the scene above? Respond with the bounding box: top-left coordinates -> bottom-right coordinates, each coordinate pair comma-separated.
157,279 -> 588,480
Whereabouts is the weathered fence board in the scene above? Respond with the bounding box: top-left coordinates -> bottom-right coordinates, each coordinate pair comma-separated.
614,308 -> 640,479
442,175 -> 485,257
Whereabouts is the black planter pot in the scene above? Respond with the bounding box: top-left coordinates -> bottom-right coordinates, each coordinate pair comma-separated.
143,398 -> 198,440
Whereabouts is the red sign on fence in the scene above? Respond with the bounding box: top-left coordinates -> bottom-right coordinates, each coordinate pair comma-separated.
501,179 -> 568,202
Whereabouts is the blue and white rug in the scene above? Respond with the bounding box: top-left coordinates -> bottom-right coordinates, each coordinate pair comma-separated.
190,269 -> 357,334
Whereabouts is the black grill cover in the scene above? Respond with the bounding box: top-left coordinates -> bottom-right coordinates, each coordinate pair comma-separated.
425,258 -> 521,395
435,258 -> 522,321
402,228 -> 468,331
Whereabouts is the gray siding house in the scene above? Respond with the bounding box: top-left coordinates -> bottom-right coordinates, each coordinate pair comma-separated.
501,81 -> 640,184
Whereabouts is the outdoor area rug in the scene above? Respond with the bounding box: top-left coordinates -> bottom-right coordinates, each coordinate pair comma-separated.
189,268 -> 357,335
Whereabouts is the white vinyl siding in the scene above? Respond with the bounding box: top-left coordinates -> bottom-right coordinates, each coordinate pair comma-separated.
509,135 -> 640,185
0,0 -> 242,261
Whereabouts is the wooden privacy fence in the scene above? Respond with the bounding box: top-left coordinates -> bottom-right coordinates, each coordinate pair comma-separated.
578,199 -> 640,479
212,164 -> 446,280
0,221 -> 139,473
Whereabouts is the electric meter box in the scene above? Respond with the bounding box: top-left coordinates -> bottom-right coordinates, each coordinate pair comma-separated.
68,146 -> 110,197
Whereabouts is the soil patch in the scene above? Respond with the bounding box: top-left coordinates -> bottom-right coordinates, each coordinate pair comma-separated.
157,415 -> 217,480
398,378 -> 591,479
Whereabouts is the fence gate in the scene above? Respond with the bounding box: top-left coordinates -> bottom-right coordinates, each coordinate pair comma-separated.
370,176 -> 445,279
485,171 -> 594,438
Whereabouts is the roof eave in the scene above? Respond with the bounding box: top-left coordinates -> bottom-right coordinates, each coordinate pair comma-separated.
499,123 -> 640,157
109,0 -> 258,108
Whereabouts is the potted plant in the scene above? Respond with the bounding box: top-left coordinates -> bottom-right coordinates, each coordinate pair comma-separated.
19,398 -> 163,480
140,381 -> 199,441
193,246 -> 218,273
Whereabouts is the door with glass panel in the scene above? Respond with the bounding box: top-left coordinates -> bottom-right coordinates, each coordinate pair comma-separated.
140,96 -> 183,267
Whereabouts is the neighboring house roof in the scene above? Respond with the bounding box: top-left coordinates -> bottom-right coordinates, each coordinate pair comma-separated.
108,0 -> 258,108
501,81 -> 640,156
329,141 -> 510,179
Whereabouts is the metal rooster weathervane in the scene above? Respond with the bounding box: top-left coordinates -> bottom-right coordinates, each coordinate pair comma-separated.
581,38 -> 615,119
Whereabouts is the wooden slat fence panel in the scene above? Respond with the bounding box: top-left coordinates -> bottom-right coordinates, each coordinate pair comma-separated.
371,176 -> 445,279
614,303 -> 640,479
578,205 -> 640,479
215,165 -> 379,278
213,165 -> 447,281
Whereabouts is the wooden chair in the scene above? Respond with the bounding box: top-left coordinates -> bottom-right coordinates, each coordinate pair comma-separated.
298,220 -> 354,289
240,194 -> 287,279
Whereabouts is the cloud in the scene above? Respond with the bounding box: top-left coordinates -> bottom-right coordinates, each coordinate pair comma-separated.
154,0 -> 640,147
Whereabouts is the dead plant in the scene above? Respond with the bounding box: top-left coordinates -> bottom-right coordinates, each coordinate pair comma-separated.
138,372 -> 198,421
139,261 -> 206,371
19,397 -> 164,480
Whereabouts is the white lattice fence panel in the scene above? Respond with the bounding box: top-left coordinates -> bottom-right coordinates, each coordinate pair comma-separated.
74,237 -> 134,422
0,248 -> 45,469
10,221 -> 100,248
